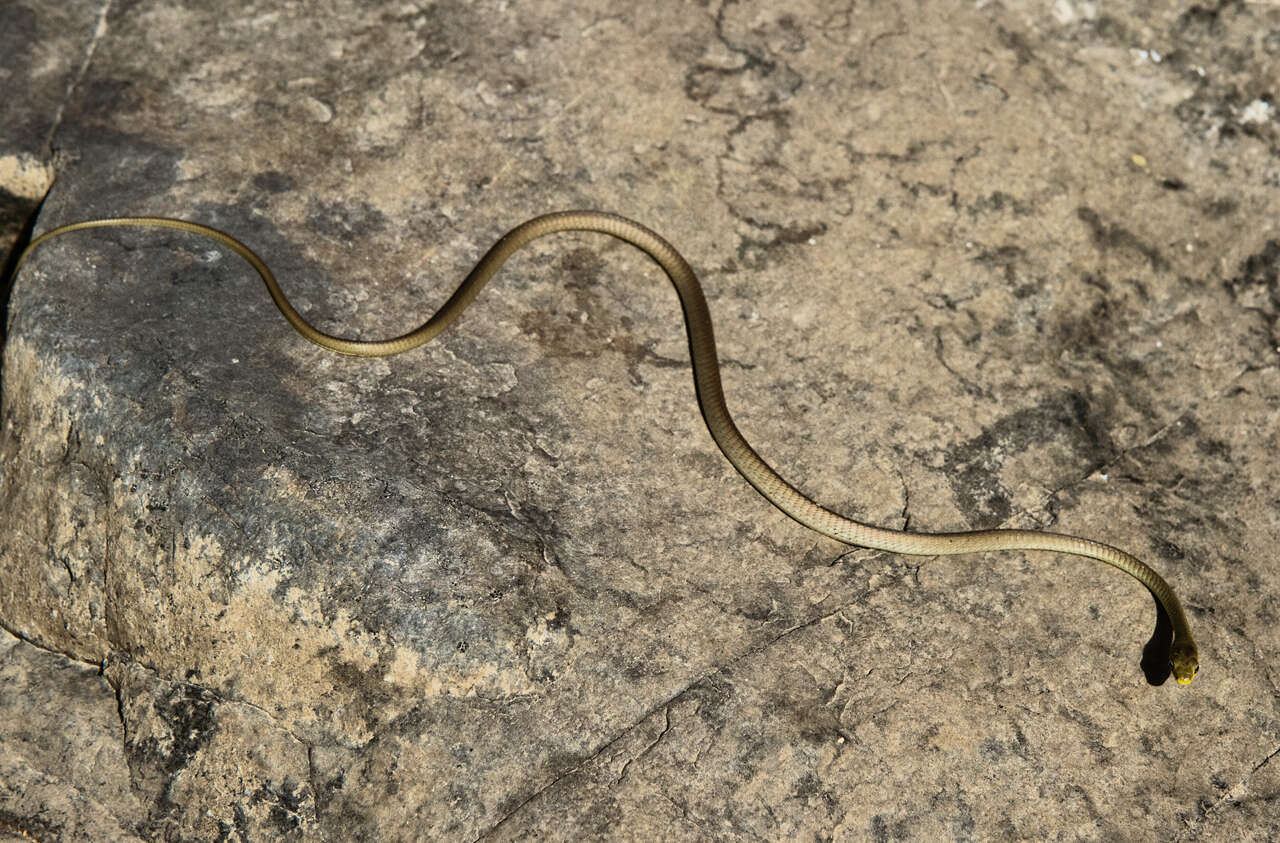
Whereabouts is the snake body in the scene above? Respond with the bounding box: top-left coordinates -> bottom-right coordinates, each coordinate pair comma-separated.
11,211 -> 1199,683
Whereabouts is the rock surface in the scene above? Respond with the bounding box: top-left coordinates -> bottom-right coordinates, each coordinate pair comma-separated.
2,0 -> 1279,839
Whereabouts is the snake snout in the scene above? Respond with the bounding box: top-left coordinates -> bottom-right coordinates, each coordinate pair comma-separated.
1170,641 -> 1198,685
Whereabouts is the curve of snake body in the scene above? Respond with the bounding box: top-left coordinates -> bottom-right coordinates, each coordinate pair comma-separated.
10,211 -> 1198,684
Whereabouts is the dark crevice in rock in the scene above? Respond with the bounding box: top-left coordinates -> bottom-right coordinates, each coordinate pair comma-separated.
1249,743 -> 1280,782
1193,741 -> 1280,830
613,706 -> 673,787
0,616 -> 102,675
0,183 -> 52,354
45,0 -> 115,151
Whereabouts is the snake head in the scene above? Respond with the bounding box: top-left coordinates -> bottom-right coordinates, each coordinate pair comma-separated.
1170,639 -> 1198,685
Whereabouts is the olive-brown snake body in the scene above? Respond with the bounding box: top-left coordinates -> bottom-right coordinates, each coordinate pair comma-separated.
10,210 -> 1199,683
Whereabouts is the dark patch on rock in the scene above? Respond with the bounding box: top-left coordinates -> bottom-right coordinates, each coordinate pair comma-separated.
1225,239 -> 1280,312
941,392 -> 1112,528
1224,238 -> 1280,345
306,199 -> 389,240
1075,207 -> 1169,272
253,170 -> 297,194
150,684 -> 219,777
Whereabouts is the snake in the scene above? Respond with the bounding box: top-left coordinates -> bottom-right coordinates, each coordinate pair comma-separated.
10,210 -> 1199,684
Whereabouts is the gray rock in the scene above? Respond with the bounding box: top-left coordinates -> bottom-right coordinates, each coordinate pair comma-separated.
0,632 -> 144,841
3,0 -> 1278,839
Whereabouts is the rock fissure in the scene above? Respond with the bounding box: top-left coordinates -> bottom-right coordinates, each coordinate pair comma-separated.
46,0 -> 114,152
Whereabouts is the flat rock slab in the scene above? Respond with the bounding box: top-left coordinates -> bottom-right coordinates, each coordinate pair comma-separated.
2,1 -> 1279,839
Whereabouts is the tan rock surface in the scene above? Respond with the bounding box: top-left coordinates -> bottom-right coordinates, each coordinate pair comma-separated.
2,0 -> 1278,839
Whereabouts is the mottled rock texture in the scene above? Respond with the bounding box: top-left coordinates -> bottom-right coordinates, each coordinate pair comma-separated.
2,0 -> 1279,840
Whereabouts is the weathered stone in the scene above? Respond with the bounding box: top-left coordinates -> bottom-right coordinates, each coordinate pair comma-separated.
0,630 -> 143,841
0,0 -> 73,301
2,0 -> 1278,839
